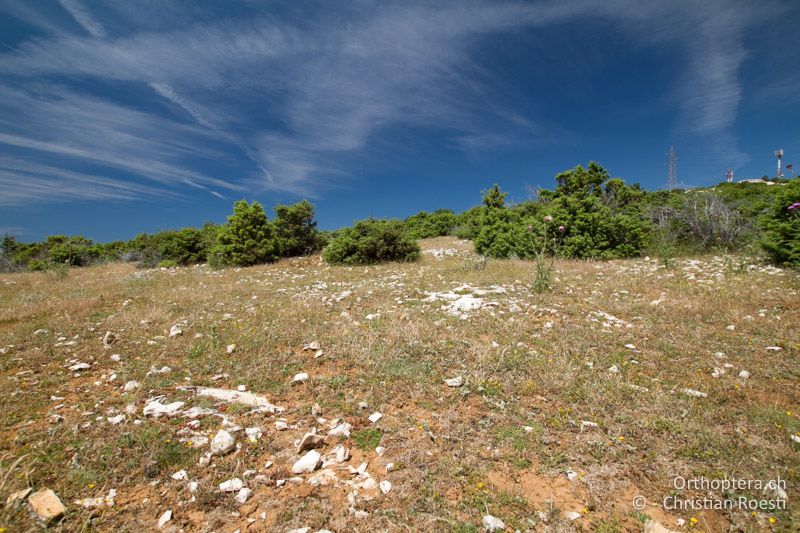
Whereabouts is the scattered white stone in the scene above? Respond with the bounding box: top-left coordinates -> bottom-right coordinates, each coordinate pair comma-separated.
171,470 -> 188,481
275,420 -> 289,431
183,406 -> 216,419
292,450 -> 322,474
143,399 -> 185,418
328,421 -> 352,437
226,344 -> 236,354
69,362 -> 91,372
194,387 -> 283,412
234,487 -> 252,504
298,430 -> 325,452
764,479 -> 788,500
308,469 -> 338,487
169,325 -> 183,337
482,514 -> 505,532
245,427 -> 262,442
304,341 -> 321,351
110,353 -> 121,362
738,370 -> 751,379
292,372 -> 309,383
6,487 -> 32,506
219,478 -> 244,492
123,380 -> 140,392
188,481 -> 199,492
624,344 -> 636,350
322,445 -> 350,467
566,469 -> 578,481
379,480 -> 392,494
607,365 -> 619,373
157,509 -> 172,529
107,414 -> 125,425
791,434 -> 800,444
711,367 -> 725,378
237,384 -> 247,392
210,429 -> 236,456
147,365 -> 171,375
375,446 -> 386,456
74,488 -> 116,509
102,331 -> 116,347
368,412 -> 383,424
444,376 -> 463,387
765,346 -> 782,352
643,520 -> 680,533
566,511 -> 582,521
580,420 -> 598,431
682,388 -> 708,398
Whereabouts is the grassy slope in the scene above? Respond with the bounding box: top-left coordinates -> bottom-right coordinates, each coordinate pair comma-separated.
0,237 -> 798,532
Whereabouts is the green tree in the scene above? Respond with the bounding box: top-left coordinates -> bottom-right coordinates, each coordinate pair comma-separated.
482,184 -> 507,209
274,200 -> 324,257
210,200 -> 279,266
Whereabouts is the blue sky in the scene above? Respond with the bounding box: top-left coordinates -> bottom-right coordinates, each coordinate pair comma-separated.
1,0 -> 799,242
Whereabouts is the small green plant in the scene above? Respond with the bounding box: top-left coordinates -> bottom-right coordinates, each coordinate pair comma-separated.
210,323 -> 218,352
352,428 -> 382,450
532,253 -> 552,293
43,261 -> 70,280
530,216 -> 561,293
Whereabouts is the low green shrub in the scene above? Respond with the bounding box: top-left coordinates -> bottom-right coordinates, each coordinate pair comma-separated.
760,180 -> 800,268
323,219 -> 420,265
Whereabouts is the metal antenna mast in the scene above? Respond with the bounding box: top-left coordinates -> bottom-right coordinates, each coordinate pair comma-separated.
668,146 -> 677,191
775,149 -> 784,178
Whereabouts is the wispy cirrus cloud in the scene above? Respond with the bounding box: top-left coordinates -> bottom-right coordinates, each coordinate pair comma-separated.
0,0 -> 787,206
0,157 -> 175,205
56,0 -> 107,38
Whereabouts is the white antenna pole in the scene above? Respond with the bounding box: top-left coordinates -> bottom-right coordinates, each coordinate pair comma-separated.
775,149 -> 784,178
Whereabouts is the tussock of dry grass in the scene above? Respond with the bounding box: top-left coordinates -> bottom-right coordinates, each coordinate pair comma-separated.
0,238 -> 798,532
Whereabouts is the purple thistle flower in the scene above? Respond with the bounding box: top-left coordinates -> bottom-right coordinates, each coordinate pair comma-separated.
788,202 -> 800,211
558,225 -> 566,233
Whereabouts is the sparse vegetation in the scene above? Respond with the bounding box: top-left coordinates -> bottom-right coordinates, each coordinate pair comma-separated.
0,237 -> 798,531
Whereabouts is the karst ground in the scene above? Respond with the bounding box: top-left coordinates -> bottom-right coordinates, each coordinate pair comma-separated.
1,237 -> 798,532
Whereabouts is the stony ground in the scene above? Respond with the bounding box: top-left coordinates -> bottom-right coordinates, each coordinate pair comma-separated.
1,237 -> 798,532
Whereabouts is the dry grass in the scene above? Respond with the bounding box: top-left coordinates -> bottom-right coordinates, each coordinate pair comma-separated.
0,238 -> 798,532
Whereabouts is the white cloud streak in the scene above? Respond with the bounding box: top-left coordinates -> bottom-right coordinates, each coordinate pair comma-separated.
56,0 -> 107,38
